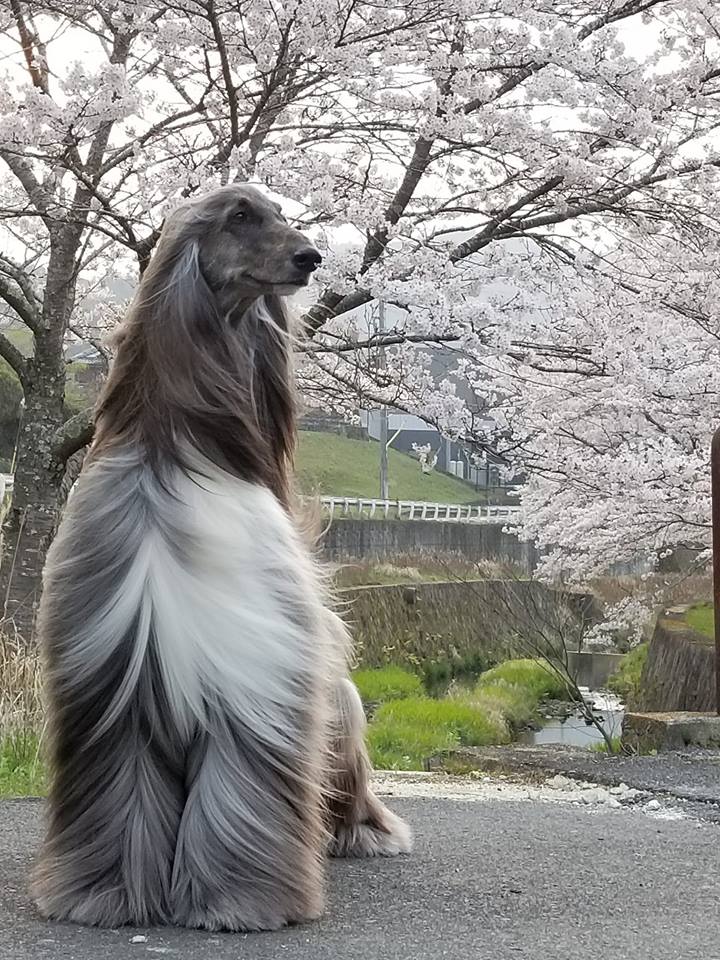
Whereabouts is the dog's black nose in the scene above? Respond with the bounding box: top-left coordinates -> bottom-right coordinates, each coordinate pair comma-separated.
293,247 -> 322,272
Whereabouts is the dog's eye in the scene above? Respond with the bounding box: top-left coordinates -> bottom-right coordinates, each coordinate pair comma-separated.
234,209 -> 247,222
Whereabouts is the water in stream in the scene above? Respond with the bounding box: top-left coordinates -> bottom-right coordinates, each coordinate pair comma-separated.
520,690 -> 625,748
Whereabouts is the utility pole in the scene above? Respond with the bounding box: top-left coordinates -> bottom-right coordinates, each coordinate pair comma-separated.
711,428 -> 720,714
378,299 -> 389,500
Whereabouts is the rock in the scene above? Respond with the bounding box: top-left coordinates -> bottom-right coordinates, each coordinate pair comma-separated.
623,712 -> 720,752
609,783 -> 644,803
579,787 -> 608,804
540,699 -> 576,720
546,775 -> 575,790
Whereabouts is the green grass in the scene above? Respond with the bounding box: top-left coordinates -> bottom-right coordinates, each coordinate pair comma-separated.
0,732 -> 45,797
420,652 -> 490,697
364,656 -> 573,769
684,603 -> 714,638
590,737 -> 624,755
468,681 -> 539,734
296,431 -> 481,502
477,658 -> 567,702
367,697 -> 510,770
0,637 -> 45,797
352,666 -> 424,704
368,717 -> 458,770
608,643 -> 649,705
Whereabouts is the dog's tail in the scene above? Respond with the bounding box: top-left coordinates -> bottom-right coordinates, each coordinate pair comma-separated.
327,676 -> 413,858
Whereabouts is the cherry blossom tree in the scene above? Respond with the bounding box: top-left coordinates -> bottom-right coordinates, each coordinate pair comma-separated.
291,0 -> 720,611
0,0 -> 450,633
1,0 -> 719,636
484,228 -> 720,635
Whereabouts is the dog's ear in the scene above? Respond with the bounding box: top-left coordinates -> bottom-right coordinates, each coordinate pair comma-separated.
161,239 -> 222,340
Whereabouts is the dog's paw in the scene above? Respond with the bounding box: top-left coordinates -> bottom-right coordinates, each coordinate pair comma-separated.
34,886 -> 143,929
330,805 -> 412,858
175,893 -> 324,933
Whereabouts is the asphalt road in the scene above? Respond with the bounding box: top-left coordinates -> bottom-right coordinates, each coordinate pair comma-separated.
1,793 -> 719,960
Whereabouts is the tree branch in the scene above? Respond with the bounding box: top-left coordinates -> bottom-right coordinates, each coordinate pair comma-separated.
0,330 -> 28,386
0,151 -> 52,220
51,410 -> 94,465
206,0 -> 240,161
463,0 -> 670,114
303,331 -> 462,354
9,0 -> 49,93
0,272 -> 40,336
0,254 -> 41,314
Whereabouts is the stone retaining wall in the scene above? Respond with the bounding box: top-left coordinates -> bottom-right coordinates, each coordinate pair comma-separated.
339,579 -> 591,668
638,617 -> 716,712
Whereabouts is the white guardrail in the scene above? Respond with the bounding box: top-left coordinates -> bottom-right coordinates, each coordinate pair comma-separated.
319,497 -> 521,524
0,476 -> 518,527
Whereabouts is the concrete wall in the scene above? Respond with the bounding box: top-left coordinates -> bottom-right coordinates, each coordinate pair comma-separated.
638,618 -> 716,712
320,518 -> 655,577
567,651 -> 624,690
322,519 -> 538,574
339,579 -> 587,668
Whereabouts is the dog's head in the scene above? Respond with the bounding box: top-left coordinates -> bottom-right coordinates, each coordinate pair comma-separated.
96,183 -> 319,503
161,184 -> 322,305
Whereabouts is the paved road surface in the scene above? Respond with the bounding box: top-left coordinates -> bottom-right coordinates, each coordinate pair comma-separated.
1,790 -> 718,960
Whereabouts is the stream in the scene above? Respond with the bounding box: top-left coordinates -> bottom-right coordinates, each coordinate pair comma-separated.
520,689 -> 625,748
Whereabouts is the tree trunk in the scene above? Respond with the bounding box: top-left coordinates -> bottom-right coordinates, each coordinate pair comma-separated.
0,345 -> 67,641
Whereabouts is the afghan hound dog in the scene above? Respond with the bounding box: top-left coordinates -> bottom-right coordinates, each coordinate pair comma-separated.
32,184 -> 411,932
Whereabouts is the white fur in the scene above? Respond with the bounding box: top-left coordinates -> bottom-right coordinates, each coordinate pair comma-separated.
62,455 -> 341,744
151,466 -> 339,740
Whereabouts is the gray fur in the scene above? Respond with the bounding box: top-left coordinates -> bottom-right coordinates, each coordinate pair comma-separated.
33,184 -> 410,934
34,452 -> 332,930
328,677 -> 412,858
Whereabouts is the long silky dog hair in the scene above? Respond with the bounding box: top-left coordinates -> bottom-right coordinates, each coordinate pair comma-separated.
32,184 -> 410,932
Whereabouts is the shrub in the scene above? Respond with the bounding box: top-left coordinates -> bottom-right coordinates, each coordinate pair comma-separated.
608,643 -> 649,705
367,696 -> 510,770
352,666 -> 424,704
421,652 -> 489,697
467,681 -> 539,733
477,658 -> 567,702
420,659 -> 453,697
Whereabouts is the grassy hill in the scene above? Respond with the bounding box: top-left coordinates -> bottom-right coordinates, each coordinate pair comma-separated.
296,431 -> 482,502
684,603 -> 713,639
